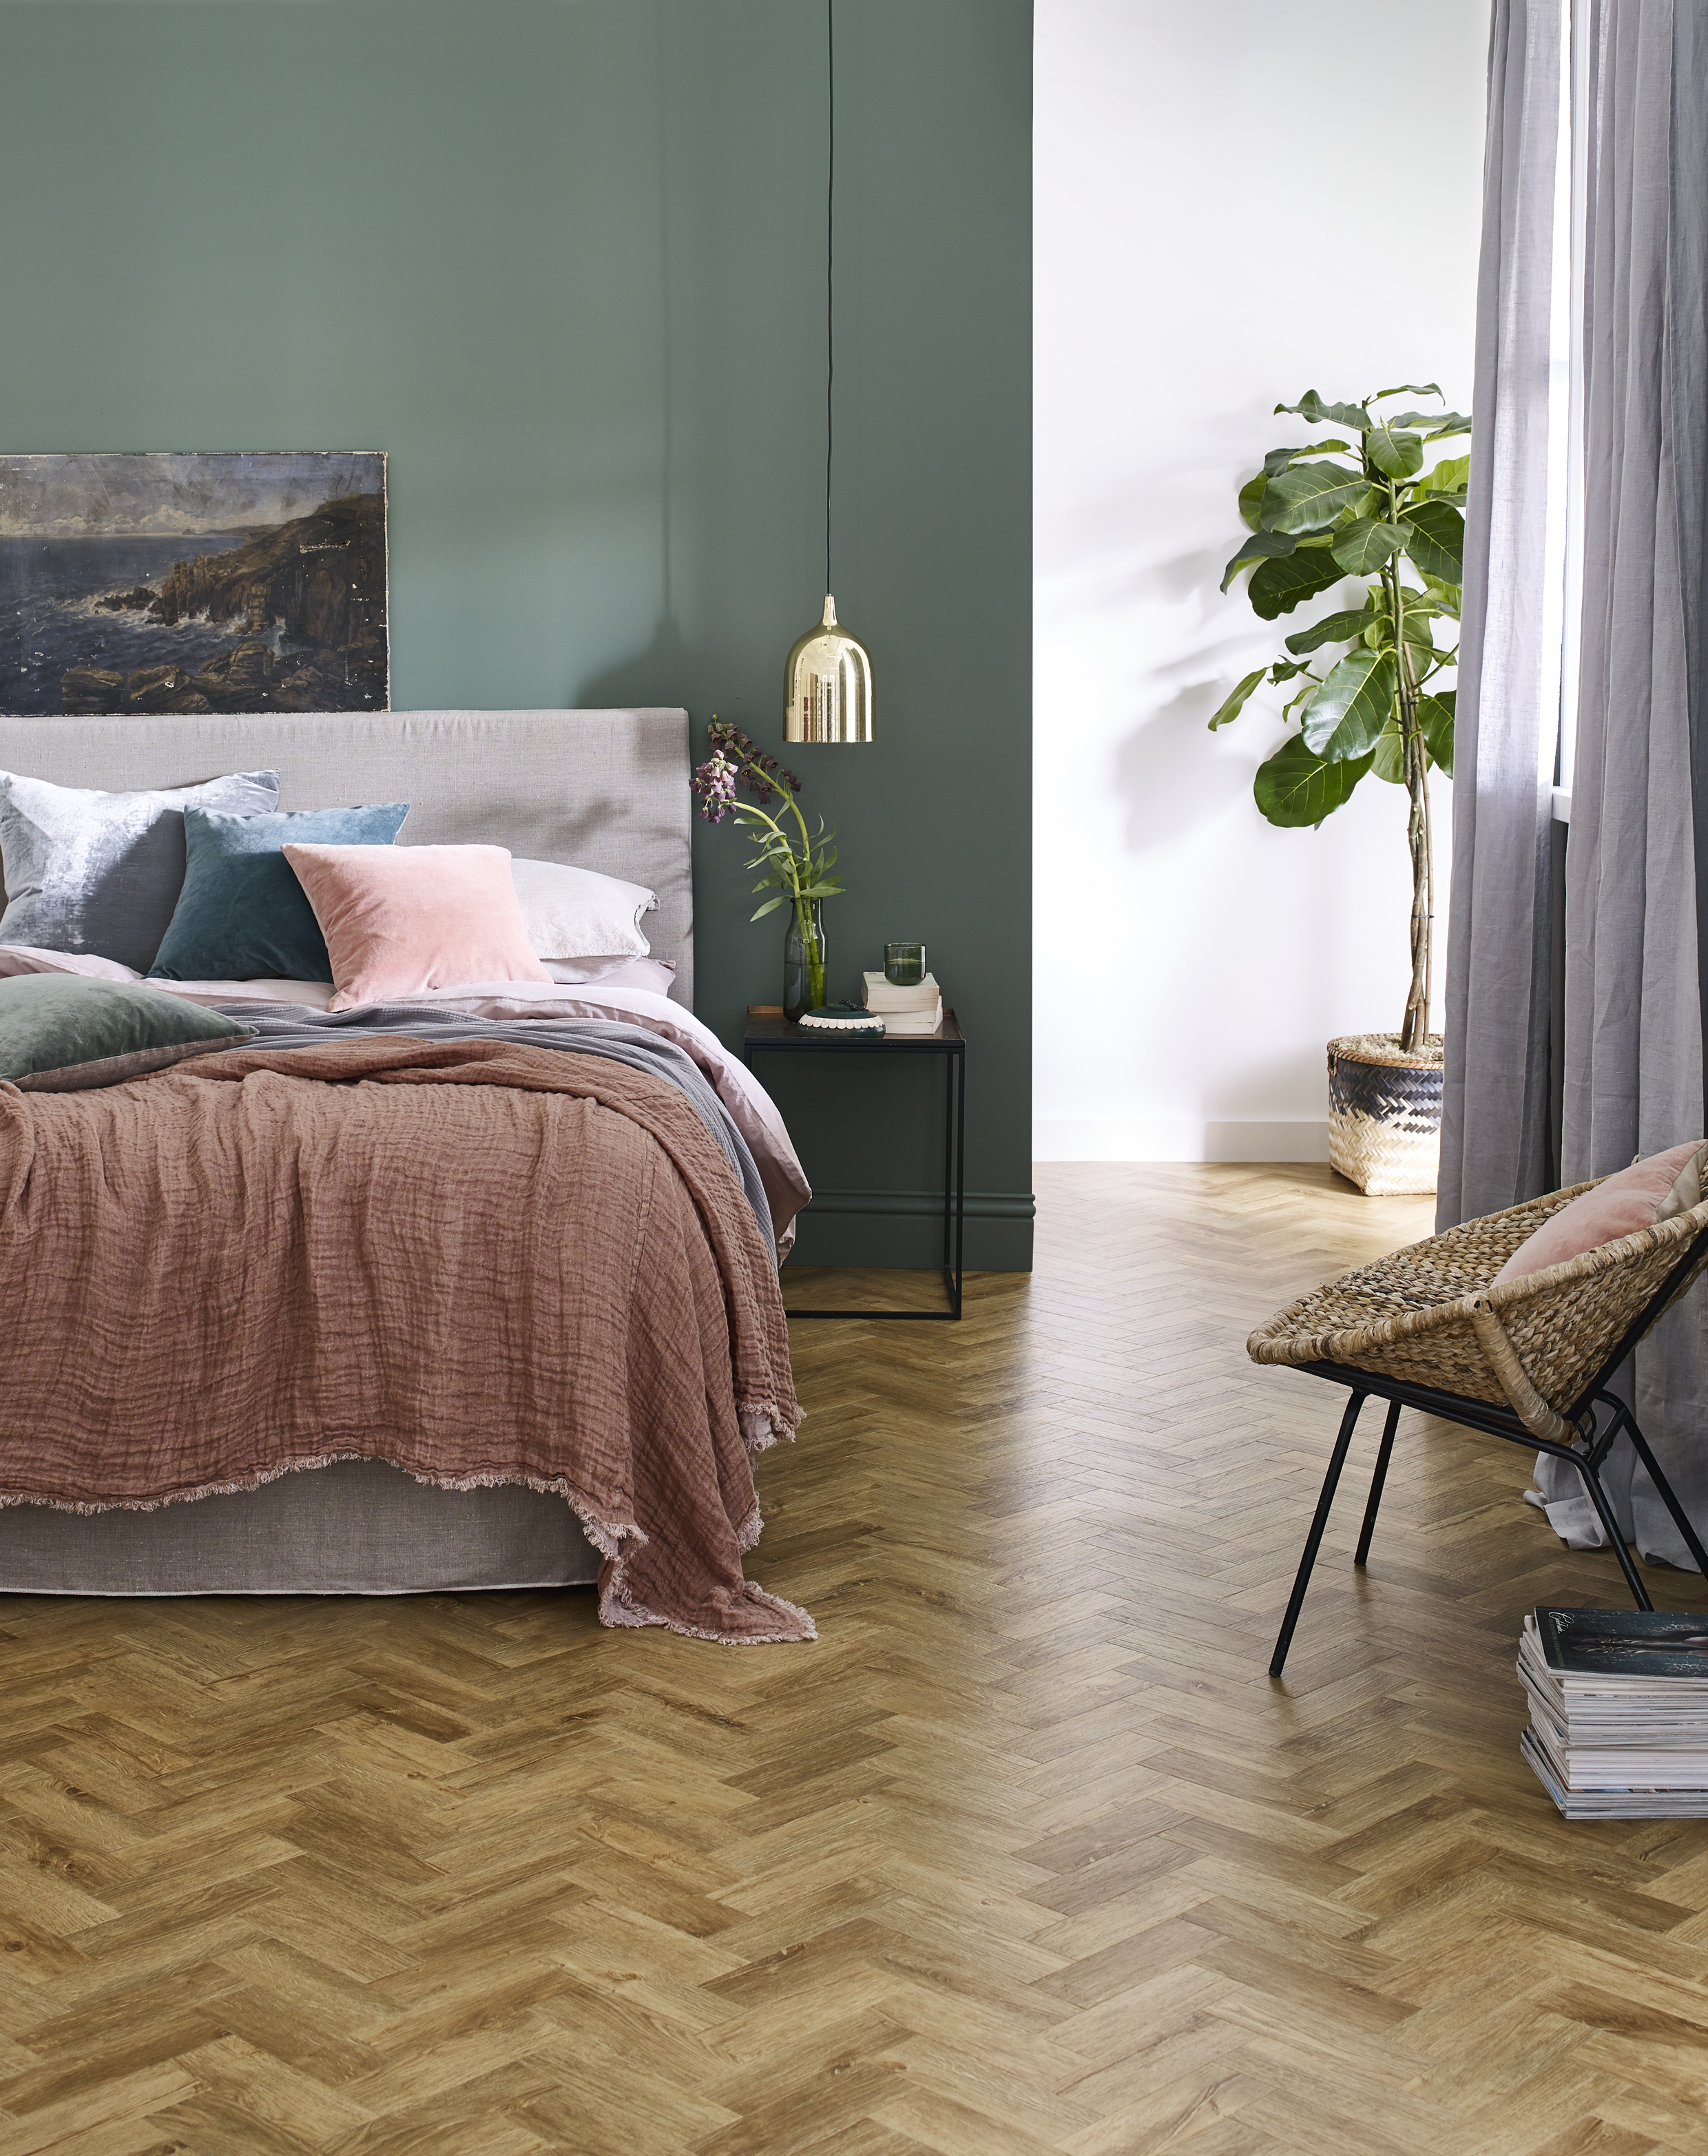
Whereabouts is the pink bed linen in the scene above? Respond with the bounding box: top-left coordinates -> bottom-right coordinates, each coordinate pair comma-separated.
0,944 -> 812,1254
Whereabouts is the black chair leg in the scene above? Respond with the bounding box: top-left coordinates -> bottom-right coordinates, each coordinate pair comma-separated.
1563,1449 -> 1654,1611
1270,1389 -> 1366,1680
1619,1412 -> 1708,1579
1354,1400 -> 1401,1568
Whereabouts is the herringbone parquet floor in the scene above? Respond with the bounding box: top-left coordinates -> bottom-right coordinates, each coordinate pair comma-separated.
6,1163 -> 1708,2155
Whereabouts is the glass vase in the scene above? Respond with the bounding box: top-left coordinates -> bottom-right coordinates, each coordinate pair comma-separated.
784,899 -> 828,1022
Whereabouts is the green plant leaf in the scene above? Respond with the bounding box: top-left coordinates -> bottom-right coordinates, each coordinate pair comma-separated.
1257,462 -> 1371,534
1282,674 -> 1322,719
1386,408 -> 1472,433
1263,440 -> 1351,477
1221,530 -> 1295,591
1268,658 -> 1314,683
1253,734 -> 1375,827
1207,667 -> 1267,730
1366,424 -> 1424,479
1247,548 -> 1348,619
751,895 -> 787,920
1401,497 -> 1466,582
1419,690 -> 1455,774
1374,382 -> 1441,402
1274,391 -> 1371,432
1419,453 -> 1470,497
1371,721 -> 1408,783
1284,607 -> 1380,656
1330,517 -> 1406,574
1419,572 -> 1462,619
1238,471 -> 1267,530
1302,649 -> 1397,761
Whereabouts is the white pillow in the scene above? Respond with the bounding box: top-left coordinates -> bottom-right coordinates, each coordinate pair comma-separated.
544,955 -> 676,993
510,858 -> 655,967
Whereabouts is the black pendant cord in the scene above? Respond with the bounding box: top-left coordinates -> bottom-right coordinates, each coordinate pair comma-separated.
826,0 -> 835,599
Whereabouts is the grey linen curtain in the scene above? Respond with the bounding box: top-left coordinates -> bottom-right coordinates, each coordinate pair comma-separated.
1438,0 -> 1564,1230
1444,0 -> 1708,1565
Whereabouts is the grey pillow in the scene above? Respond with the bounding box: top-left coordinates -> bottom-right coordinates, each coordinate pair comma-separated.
0,975 -> 256,1092
0,767 -> 281,973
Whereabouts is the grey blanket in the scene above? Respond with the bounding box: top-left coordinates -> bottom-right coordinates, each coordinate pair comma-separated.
212,1002 -> 777,1261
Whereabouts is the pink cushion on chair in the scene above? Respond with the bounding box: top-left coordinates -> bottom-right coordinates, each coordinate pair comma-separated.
1492,1140 -> 1708,1283
282,844 -> 552,1013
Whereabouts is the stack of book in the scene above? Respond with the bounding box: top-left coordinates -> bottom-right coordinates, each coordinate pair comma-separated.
1519,1606 -> 1708,1818
862,970 -> 943,1035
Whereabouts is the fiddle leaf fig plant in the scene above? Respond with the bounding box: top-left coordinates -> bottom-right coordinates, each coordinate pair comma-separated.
1211,385 -> 1472,1053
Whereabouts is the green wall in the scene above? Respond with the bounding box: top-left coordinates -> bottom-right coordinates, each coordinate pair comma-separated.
0,0 -> 1033,1269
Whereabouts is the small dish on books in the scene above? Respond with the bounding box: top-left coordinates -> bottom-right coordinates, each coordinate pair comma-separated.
798,1004 -> 886,1035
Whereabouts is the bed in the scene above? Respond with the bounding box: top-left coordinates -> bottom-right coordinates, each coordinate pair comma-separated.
0,707 -> 814,1642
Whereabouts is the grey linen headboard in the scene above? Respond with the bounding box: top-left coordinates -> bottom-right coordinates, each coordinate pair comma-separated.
0,707 -> 694,1006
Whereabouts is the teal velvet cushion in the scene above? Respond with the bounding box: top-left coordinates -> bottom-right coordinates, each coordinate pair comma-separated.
148,802 -> 409,982
0,975 -> 256,1091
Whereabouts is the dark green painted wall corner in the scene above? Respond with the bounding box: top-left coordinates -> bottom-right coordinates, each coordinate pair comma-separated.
0,0 -> 1033,1269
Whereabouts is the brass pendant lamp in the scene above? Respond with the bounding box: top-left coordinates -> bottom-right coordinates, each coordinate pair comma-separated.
785,0 -> 873,745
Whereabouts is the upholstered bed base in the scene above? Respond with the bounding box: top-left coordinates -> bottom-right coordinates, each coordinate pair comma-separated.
0,1461 -> 601,1595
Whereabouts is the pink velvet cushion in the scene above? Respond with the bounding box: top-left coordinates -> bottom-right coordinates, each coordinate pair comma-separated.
1492,1140 -> 1708,1283
282,844 -> 552,1013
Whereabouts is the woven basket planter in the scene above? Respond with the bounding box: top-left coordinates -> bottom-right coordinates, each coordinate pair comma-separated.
1327,1033 -> 1444,1196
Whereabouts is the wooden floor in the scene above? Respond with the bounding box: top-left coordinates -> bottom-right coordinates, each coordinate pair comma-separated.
6,1164 -> 1708,2155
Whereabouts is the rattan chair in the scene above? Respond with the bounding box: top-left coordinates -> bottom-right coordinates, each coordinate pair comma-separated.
1250,1179 -> 1708,1678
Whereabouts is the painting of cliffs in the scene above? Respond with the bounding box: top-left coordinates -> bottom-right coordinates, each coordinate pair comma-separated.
0,452 -> 387,716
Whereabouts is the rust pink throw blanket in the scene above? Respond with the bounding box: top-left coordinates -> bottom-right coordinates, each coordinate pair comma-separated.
0,1037 -> 812,1643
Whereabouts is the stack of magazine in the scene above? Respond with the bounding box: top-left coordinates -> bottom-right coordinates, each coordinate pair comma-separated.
1520,1606 -> 1708,1818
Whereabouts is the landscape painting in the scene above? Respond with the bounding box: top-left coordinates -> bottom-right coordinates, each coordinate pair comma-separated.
0,452 -> 387,716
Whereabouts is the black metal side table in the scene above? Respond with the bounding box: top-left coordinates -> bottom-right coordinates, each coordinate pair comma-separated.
742,1011 -> 966,1320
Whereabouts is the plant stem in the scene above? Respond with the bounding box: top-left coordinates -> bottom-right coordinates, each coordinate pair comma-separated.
1384,543 -> 1432,1053
729,754 -> 826,982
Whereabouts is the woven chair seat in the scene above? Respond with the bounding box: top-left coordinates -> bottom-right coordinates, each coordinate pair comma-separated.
1249,1180 -> 1708,1439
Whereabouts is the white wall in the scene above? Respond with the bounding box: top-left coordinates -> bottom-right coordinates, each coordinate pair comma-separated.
1034,0 -> 1490,1162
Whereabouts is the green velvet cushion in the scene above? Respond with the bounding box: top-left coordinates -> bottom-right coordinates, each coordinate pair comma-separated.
148,802 -> 409,983
0,975 -> 256,1091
